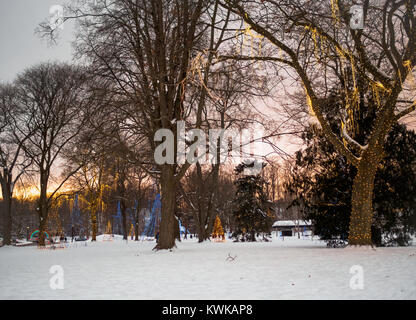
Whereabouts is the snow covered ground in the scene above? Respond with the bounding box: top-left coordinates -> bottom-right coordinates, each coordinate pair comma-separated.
0,235 -> 415,300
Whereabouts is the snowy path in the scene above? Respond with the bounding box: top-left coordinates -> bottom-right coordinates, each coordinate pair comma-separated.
0,237 -> 415,299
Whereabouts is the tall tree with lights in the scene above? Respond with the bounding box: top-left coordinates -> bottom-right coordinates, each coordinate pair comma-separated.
287,90 -> 416,246
223,0 -> 416,245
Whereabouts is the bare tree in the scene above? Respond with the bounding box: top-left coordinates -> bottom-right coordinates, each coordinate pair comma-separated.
0,84 -> 33,245
38,0 -> 238,249
11,62 -> 93,246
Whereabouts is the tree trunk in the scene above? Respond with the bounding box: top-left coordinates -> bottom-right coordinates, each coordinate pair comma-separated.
198,214 -> 216,242
348,151 -> 380,246
197,163 -> 219,242
174,216 -> 181,241
38,198 -> 48,246
91,207 -> 97,241
134,213 -> 139,241
1,184 -> 12,246
38,174 -> 49,246
86,221 -> 89,240
121,200 -> 127,240
197,223 -> 206,243
154,166 -> 176,250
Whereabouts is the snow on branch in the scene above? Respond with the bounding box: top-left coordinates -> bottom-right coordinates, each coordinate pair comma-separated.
340,110 -> 368,151
395,102 -> 416,120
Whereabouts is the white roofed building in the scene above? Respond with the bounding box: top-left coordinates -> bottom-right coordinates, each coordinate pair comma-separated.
272,220 -> 313,237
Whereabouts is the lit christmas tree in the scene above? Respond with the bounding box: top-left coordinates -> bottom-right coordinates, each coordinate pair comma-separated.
211,215 -> 225,242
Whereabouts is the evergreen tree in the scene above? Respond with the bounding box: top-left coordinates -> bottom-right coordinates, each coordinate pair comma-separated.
232,161 -> 272,242
287,91 -> 416,246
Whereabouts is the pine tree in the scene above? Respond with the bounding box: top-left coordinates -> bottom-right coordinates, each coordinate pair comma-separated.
211,215 -> 225,241
232,161 -> 272,242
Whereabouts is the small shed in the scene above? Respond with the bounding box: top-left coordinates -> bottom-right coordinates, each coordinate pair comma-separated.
272,220 -> 313,237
